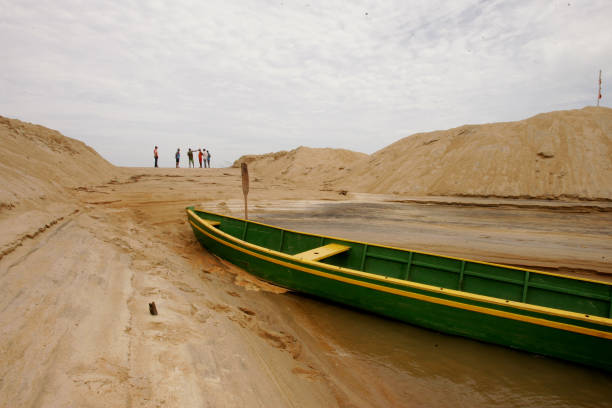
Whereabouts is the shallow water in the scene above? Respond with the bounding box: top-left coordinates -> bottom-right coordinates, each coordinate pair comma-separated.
272,291 -> 612,408
254,201 -> 612,407
254,199 -> 612,276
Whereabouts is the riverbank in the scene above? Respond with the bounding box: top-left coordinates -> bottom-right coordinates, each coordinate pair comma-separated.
2,167 -> 611,407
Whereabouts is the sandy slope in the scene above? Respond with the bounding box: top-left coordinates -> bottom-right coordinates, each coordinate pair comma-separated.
237,107 -> 612,200
1,166 -> 412,407
340,107 -> 612,199
233,146 -> 368,191
0,115 -> 119,260
1,115 -> 611,407
0,116 -> 116,209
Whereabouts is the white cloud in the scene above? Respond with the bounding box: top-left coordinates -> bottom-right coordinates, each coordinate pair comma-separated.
1,0 -> 611,167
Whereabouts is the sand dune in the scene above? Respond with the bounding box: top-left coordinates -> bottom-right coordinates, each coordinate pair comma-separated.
341,107 -> 612,200
233,146 -> 368,190
0,115 -> 117,211
237,107 -> 612,200
0,116 -> 119,260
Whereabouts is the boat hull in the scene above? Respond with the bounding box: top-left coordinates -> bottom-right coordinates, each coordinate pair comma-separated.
187,207 -> 612,372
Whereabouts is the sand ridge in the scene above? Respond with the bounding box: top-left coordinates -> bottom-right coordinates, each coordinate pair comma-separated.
0,116 -> 117,209
0,115 -> 121,263
233,145 -> 368,191
236,107 -> 612,200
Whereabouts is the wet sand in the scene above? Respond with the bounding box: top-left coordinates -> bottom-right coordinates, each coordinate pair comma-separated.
1,167 -> 611,407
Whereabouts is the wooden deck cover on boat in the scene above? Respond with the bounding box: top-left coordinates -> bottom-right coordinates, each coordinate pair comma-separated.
295,243 -> 350,262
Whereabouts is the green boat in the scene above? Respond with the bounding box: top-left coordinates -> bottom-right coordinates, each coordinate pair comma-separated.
186,207 -> 612,371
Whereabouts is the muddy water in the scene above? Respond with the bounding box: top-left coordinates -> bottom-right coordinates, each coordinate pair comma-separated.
272,291 -> 612,408
253,199 -> 612,276
252,201 -> 612,407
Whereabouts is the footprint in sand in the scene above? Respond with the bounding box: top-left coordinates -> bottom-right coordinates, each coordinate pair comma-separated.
68,358 -> 130,394
205,301 -> 231,313
190,303 -> 211,323
255,328 -> 302,360
140,286 -> 160,297
238,306 -> 255,315
291,366 -> 321,381
147,321 -> 199,345
173,280 -> 198,294
216,201 -> 232,214
140,287 -> 173,300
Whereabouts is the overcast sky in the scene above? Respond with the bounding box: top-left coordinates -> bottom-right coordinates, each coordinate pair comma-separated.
1,0 -> 610,167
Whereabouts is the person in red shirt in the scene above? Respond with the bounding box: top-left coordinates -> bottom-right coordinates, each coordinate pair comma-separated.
153,146 -> 159,167
198,149 -> 203,168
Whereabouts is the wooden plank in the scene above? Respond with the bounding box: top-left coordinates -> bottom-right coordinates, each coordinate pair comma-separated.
202,220 -> 221,226
295,243 -> 350,262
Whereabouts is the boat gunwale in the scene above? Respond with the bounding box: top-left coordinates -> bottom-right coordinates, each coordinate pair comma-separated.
187,208 -> 612,329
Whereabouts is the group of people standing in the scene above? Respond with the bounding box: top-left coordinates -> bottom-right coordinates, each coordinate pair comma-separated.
153,146 -> 211,168
185,148 -> 211,168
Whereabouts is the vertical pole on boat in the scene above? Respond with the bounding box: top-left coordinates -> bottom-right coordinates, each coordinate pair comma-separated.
597,69 -> 602,107
241,162 -> 249,220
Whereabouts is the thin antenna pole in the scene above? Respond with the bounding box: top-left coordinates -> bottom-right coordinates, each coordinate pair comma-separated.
598,70 -> 602,107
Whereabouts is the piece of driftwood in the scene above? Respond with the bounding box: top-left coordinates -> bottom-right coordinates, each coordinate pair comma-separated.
149,302 -> 158,315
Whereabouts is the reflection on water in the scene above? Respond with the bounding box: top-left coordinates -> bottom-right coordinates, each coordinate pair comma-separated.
272,291 -> 612,408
